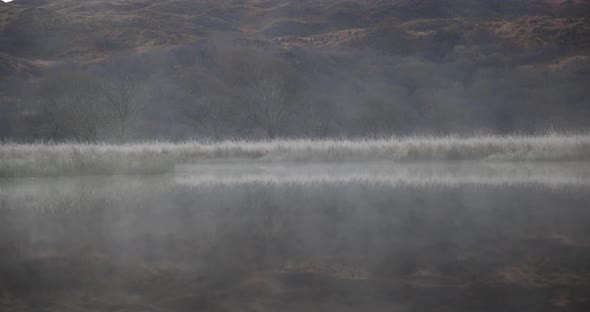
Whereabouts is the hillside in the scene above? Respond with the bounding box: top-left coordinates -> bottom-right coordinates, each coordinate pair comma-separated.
1,0 -> 589,63
0,0 -> 589,141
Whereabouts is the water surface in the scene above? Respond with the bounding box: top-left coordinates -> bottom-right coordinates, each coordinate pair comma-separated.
1,162 -> 589,311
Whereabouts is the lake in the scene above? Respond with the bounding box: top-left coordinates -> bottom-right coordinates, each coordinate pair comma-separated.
1,162 -> 590,311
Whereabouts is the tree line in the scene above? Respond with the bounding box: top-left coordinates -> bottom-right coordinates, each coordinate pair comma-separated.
1,38 -> 589,142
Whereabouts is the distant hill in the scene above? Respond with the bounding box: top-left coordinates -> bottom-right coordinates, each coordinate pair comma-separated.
0,0 -> 588,71
1,0 -> 589,141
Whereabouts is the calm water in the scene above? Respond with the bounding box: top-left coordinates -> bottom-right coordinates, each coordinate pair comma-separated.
1,162 -> 590,311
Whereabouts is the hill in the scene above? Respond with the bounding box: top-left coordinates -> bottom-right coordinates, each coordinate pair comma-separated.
1,0 -> 589,63
0,0 -> 589,141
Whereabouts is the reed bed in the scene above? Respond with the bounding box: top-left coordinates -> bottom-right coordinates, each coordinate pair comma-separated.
1,133 -> 589,178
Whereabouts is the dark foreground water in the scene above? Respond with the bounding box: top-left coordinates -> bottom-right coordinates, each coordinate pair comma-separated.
1,162 -> 590,312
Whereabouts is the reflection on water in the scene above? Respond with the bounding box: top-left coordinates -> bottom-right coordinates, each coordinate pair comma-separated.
2,162 -> 589,202
177,161 -> 590,187
1,162 -> 590,311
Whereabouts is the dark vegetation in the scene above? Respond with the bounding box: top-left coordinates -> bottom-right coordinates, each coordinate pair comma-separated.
1,0 -> 589,141
1,179 -> 590,311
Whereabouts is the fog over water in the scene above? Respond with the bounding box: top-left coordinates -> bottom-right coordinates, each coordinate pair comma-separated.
2,161 -> 590,311
1,0 -> 590,310
3,162 -> 590,199
176,161 -> 590,187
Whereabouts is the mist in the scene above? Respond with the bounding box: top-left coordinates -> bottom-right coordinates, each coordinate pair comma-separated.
1,1 -> 590,311
2,167 -> 590,311
1,1 -> 590,141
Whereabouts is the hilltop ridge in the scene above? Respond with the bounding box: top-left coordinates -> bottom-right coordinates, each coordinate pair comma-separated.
0,0 -> 588,64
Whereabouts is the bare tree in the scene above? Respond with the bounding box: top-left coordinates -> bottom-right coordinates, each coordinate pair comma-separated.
246,78 -> 293,139
101,75 -> 142,142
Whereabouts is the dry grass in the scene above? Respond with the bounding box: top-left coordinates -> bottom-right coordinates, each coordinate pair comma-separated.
1,133 -> 590,178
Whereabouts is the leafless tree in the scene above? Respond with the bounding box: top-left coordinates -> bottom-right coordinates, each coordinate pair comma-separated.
246,78 -> 294,139
101,75 -> 142,142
